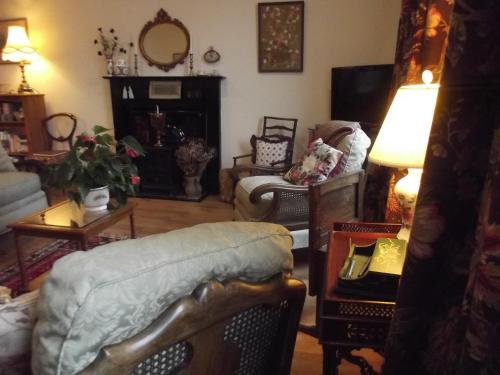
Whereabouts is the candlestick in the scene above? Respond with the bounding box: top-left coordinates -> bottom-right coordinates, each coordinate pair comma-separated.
156,104 -> 160,116
133,53 -> 139,76
189,53 -> 194,76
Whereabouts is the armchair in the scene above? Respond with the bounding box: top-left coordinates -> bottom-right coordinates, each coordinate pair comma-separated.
31,222 -> 306,375
232,116 -> 298,171
219,116 -> 298,203
233,121 -> 371,249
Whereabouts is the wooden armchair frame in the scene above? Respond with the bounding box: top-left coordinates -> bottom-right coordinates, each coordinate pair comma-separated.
246,170 -> 365,233
81,275 -> 306,375
232,116 -> 298,170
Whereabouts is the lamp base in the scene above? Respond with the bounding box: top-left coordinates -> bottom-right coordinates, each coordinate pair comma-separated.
17,61 -> 34,94
395,168 -> 423,242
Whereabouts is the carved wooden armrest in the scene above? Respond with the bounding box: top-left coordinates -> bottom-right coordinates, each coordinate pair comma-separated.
249,183 -> 307,204
232,153 -> 252,166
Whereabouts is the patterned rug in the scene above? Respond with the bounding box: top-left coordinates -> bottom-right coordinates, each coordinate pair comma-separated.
0,234 -> 128,297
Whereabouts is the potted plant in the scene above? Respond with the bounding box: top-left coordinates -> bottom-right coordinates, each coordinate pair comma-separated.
49,125 -> 145,210
175,138 -> 216,197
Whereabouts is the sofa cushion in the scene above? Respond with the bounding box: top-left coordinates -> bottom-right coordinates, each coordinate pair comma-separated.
0,190 -> 47,235
32,222 -> 293,375
0,172 -> 42,207
0,143 -> 15,172
0,290 -> 38,375
314,121 -> 371,176
234,175 -> 294,220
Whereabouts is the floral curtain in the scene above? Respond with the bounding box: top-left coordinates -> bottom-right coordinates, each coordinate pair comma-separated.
383,1 -> 500,374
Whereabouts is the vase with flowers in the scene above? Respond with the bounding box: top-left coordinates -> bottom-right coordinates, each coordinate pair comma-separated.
175,138 -> 216,197
94,27 -> 127,75
48,125 -> 145,210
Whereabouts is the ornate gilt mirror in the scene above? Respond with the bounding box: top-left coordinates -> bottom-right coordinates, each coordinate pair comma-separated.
139,9 -> 190,72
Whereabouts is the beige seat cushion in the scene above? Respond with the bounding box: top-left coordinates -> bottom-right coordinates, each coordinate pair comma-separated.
234,175 -> 294,220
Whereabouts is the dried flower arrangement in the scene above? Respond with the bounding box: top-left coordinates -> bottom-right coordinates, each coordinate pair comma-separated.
175,138 -> 216,177
94,27 -> 126,59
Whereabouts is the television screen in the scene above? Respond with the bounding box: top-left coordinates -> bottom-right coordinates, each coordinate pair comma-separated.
331,64 -> 394,124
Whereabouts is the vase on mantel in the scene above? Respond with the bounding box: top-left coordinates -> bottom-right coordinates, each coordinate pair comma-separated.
106,58 -> 114,76
183,176 -> 202,197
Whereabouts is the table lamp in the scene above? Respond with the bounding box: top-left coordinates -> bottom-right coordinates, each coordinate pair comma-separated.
1,25 -> 40,93
368,70 -> 439,241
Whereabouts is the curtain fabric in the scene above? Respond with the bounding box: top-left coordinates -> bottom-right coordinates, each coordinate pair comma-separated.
383,1 -> 500,374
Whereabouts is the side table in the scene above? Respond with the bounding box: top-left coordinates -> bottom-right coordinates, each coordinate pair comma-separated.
320,222 -> 400,375
7,200 -> 137,292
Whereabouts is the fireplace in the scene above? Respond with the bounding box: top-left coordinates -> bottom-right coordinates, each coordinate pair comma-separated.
105,76 -> 224,200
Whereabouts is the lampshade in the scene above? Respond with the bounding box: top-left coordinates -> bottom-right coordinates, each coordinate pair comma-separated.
368,83 -> 439,168
1,26 -> 39,63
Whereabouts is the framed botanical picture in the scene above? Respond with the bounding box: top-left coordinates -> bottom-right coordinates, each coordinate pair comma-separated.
0,18 -> 28,64
258,1 -> 304,72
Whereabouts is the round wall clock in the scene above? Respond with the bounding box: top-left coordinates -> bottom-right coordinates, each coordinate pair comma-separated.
203,47 -> 221,63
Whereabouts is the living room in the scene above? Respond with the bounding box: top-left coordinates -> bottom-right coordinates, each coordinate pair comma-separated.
0,0 -> 499,374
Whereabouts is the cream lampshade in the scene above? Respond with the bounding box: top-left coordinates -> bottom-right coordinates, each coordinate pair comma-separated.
368,71 -> 439,241
1,26 -> 40,93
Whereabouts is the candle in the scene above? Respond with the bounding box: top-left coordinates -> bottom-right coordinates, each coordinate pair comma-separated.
156,105 -> 159,116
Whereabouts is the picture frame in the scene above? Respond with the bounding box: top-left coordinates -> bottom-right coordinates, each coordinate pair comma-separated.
258,1 -> 304,73
0,18 -> 28,64
149,80 -> 182,99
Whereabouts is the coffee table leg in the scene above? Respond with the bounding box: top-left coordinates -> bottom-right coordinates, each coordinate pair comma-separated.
13,233 -> 28,292
130,212 -> 136,239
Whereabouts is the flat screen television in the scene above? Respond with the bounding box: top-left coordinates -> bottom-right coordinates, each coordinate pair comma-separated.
331,64 -> 394,124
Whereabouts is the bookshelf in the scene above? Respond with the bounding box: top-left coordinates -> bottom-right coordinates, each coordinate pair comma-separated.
0,94 -> 47,156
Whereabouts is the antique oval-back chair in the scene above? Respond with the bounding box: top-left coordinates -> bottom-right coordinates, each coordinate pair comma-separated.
42,112 -> 77,150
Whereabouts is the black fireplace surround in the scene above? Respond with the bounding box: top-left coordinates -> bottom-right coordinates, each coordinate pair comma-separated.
105,76 -> 224,201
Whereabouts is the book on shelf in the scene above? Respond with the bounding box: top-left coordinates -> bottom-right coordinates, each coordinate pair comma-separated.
0,131 -> 28,153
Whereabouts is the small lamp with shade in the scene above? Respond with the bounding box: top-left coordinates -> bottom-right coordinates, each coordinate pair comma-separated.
368,70 -> 440,241
1,25 -> 40,93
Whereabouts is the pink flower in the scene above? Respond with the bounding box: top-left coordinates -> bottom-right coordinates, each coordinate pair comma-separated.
126,147 -> 139,158
130,175 -> 141,185
77,134 -> 95,143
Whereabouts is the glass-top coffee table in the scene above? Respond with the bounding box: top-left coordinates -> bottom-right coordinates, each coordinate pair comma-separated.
7,200 -> 137,291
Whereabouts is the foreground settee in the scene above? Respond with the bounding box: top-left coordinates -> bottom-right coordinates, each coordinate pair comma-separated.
5,221 -> 303,374
0,144 -> 47,234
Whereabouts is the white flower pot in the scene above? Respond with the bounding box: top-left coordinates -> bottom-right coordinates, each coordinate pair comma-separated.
84,186 -> 110,211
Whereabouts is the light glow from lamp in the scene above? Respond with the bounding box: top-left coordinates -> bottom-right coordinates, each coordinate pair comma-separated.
1,26 -> 40,93
368,71 -> 439,241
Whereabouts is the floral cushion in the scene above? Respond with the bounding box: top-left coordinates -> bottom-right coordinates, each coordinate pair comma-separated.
255,138 -> 289,167
283,138 -> 343,185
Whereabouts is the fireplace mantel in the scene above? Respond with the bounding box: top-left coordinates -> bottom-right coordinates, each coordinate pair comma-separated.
105,75 -> 224,201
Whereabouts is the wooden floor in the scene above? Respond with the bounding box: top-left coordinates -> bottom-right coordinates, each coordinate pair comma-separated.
0,195 -> 382,374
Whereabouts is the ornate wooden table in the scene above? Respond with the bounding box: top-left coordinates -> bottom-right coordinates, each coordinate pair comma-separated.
7,200 -> 136,291
320,222 -> 400,375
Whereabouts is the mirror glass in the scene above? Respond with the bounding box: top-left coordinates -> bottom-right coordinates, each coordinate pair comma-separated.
139,9 -> 190,72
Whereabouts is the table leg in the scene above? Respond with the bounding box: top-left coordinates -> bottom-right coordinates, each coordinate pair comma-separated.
13,233 -> 28,292
129,212 -> 136,239
323,344 -> 340,375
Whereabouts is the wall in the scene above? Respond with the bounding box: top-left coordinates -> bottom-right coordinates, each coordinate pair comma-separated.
0,0 -> 401,167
